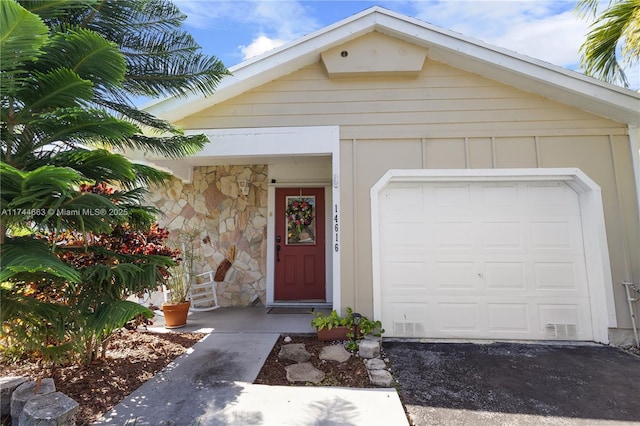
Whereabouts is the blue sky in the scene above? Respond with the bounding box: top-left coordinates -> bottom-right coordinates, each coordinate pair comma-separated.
175,0 -> 639,90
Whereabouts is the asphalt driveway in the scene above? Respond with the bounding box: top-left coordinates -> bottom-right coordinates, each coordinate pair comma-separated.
385,342 -> 640,425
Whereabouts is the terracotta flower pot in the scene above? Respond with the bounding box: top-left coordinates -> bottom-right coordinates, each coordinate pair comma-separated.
162,301 -> 190,329
316,326 -> 352,341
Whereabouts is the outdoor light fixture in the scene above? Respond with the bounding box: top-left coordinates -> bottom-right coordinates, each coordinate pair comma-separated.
351,312 -> 363,343
237,180 -> 249,196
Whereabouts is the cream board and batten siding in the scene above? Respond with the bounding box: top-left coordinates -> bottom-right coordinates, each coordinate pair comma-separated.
176,59 -> 638,331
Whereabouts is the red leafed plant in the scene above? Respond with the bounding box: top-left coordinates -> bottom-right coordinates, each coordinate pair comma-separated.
4,182 -> 182,365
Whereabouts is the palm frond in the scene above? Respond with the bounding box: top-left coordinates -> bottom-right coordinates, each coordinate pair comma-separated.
17,68 -> 94,114
579,0 -> 639,87
49,148 -> 137,183
30,107 -> 139,148
111,134 -> 207,159
0,0 -> 48,75
81,299 -> 153,343
132,162 -> 171,187
36,29 -> 126,93
0,237 -> 81,282
124,53 -> 229,98
98,99 -> 179,132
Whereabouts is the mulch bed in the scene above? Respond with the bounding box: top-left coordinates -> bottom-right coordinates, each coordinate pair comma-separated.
0,330 -> 205,425
254,334 -> 373,388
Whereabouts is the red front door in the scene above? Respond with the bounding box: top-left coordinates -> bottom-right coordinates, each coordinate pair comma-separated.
274,187 -> 326,301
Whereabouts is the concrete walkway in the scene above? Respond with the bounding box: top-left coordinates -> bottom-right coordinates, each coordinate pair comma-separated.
95,308 -> 409,425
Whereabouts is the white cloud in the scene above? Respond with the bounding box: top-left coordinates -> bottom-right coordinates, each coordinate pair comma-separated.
486,11 -> 589,68
177,0 -> 320,59
239,34 -> 287,59
407,1 -> 588,68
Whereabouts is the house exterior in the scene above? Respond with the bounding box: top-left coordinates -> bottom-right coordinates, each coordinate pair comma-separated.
137,7 -> 640,345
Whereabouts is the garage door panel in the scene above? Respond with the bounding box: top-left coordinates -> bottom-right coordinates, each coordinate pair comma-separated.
436,303 -> 480,332
534,262 -> 580,290
386,302 -> 431,337
488,303 -> 530,332
538,303 -> 591,340
381,260 -> 429,289
484,262 -> 526,289
527,183 -> 580,212
433,221 -> 474,248
435,185 -> 471,207
379,180 -> 594,341
530,221 -> 582,251
434,262 -> 476,289
481,222 -> 523,248
381,221 -> 427,252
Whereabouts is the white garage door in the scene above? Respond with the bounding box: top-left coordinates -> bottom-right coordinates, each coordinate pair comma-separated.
378,180 -> 594,341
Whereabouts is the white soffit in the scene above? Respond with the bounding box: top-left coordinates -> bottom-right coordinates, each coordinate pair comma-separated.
144,7 -> 640,127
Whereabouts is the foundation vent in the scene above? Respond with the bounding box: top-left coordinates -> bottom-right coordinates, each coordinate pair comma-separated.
393,322 -> 425,337
544,323 -> 577,339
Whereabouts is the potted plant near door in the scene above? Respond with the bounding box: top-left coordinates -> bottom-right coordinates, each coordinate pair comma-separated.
311,309 -> 353,340
311,308 -> 385,344
162,265 -> 192,328
162,229 -> 201,328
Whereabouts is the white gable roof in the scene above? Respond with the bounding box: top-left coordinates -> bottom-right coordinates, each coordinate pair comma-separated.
146,6 -> 640,126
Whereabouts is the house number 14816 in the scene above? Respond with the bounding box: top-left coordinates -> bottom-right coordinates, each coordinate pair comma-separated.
334,204 -> 339,252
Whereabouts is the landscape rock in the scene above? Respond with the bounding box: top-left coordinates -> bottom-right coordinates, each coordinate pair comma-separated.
368,369 -> 394,387
0,377 -> 28,416
365,358 -> 387,370
320,345 -> 351,363
278,343 -> 311,363
358,339 -> 380,359
11,378 -> 56,426
19,391 -> 79,426
285,362 -> 325,384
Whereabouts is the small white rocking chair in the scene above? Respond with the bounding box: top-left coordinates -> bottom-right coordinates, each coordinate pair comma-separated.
162,271 -> 220,312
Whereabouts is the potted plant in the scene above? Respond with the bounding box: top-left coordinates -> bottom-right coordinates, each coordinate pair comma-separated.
162,265 -> 192,328
162,229 -> 201,328
311,308 -> 385,341
311,309 -> 353,340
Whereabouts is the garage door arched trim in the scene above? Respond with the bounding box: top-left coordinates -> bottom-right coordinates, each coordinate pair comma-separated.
371,168 -> 615,344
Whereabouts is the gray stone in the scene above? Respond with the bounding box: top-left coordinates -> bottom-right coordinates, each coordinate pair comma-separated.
1,377 -> 28,416
365,358 -> 387,370
320,345 -> 351,363
278,343 -> 311,363
358,339 -> 381,359
285,363 -> 325,384
19,391 -> 78,426
368,369 -> 394,387
11,378 -> 55,426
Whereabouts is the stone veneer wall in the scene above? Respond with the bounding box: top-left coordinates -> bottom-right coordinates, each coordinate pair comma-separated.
148,165 -> 268,306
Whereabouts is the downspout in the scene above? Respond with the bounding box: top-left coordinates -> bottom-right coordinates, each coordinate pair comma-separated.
630,126 -> 640,222
627,125 -> 640,345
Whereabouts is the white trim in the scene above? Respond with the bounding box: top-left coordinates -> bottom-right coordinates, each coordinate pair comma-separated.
202,126 -> 341,308
370,168 -> 615,344
629,126 -> 640,222
145,7 -> 640,127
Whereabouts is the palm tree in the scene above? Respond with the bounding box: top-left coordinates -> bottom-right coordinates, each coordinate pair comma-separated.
0,1 -> 172,364
577,0 -> 640,87
19,0 -> 229,157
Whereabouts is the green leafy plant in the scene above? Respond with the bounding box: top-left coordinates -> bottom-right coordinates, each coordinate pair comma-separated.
311,307 -> 385,337
310,309 -> 353,331
163,228 -> 201,305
